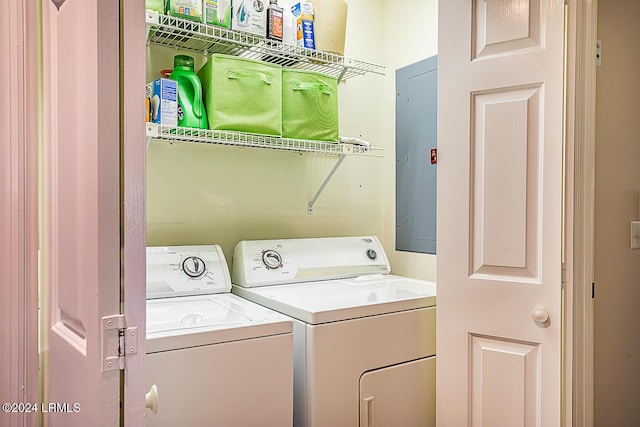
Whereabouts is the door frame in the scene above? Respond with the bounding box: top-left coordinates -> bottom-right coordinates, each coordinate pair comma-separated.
121,0 -> 148,423
1,0 -> 39,425
571,0 -> 597,426
130,0 -> 599,424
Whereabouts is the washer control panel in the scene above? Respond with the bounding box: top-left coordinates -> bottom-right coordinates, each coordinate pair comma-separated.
232,236 -> 391,287
146,245 -> 232,299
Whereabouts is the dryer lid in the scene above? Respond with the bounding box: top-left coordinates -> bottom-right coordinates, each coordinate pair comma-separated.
146,245 -> 231,299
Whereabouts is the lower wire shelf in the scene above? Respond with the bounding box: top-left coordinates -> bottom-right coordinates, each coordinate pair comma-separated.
145,123 -> 383,157
146,123 -> 383,214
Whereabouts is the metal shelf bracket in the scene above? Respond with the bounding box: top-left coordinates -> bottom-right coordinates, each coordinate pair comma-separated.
307,155 -> 347,215
145,10 -> 160,40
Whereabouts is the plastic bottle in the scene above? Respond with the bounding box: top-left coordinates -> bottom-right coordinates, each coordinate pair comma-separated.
145,0 -> 164,14
267,0 -> 284,41
282,6 -> 296,45
169,55 -> 208,129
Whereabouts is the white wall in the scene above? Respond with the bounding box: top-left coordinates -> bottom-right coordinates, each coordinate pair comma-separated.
594,0 -> 640,424
146,0 -> 439,279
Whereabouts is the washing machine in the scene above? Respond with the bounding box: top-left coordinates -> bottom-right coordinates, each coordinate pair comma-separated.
231,236 -> 436,427
145,245 -> 293,427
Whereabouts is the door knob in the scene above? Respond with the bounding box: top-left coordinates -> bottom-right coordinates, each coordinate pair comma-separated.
531,306 -> 549,323
146,384 -> 158,414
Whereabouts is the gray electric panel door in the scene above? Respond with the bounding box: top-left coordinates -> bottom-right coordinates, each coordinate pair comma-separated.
396,55 -> 437,254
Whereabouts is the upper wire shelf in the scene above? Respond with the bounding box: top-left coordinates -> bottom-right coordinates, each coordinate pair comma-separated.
145,10 -> 385,81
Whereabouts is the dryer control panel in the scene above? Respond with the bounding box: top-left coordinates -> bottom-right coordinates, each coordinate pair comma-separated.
146,245 -> 232,299
232,236 -> 391,287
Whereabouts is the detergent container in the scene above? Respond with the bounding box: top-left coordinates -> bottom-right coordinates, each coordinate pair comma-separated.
170,55 -> 208,129
145,0 -> 164,14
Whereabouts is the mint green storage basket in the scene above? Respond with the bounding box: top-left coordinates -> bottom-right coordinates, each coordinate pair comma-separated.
198,54 -> 282,136
282,70 -> 339,142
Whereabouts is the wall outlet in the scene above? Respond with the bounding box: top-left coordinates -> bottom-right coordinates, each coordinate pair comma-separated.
631,221 -> 640,250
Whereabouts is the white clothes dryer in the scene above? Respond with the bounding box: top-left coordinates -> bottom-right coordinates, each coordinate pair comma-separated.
145,245 -> 293,427
231,236 -> 436,427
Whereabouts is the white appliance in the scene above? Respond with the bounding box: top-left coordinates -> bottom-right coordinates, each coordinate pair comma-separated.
231,236 -> 436,427
145,245 -> 293,427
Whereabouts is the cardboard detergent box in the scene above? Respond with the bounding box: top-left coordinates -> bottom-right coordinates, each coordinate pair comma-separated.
204,0 -> 232,28
292,2 -> 315,49
231,0 -> 267,36
167,0 -> 203,22
146,78 -> 178,126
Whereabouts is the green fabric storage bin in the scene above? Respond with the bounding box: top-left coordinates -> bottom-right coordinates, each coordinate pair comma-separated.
282,70 -> 339,142
198,54 -> 282,136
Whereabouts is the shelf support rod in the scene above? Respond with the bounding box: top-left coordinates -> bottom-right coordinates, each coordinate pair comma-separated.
307,154 -> 346,214
337,66 -> 348,83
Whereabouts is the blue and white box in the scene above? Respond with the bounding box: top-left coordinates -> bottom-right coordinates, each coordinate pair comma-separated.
146,78 -> 178,126
292,2 -> 315,49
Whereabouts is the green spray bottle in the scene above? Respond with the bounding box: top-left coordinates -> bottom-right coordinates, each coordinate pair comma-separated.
170,55 -> 208,129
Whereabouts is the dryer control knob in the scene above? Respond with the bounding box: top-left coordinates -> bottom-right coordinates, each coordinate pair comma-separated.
262,250 -> 282,269
366,249 -> 377,260
182,256 -> 206,278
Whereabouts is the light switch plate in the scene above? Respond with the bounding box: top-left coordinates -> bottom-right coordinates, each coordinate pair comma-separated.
631,221 -> 640,250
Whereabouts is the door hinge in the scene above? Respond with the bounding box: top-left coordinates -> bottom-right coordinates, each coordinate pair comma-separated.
561,262 -> 569,286
592,282 -> 596,299
102,314 -> 138,372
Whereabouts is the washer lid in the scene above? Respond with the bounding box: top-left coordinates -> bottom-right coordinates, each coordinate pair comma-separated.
146,293 -> 292,353
146,245 -> 232,299
232,274 -> 436,324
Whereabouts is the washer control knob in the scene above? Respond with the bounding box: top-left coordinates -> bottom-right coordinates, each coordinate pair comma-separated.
182,256 -> 206,278
366,249 -> 377,260
262,250 -> 282,269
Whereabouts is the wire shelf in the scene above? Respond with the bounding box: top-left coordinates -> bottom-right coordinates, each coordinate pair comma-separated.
146,124 -> 384,157
145,11 -> 384,81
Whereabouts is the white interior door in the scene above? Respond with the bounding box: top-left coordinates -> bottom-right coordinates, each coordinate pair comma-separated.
437,1 -> 565,426
42,0 -> 123,424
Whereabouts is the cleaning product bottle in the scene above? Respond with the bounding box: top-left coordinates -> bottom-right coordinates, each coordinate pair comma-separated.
146,0 -> 164,14
169,55 -> 208,129
267,0 -> 283,41
282,6 -> 297,45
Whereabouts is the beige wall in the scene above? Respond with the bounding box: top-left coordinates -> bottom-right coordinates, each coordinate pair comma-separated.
594,0 -> 640,424
146,0 -> 439,280
146,0 -> 386,262
380,0 -> 438,280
